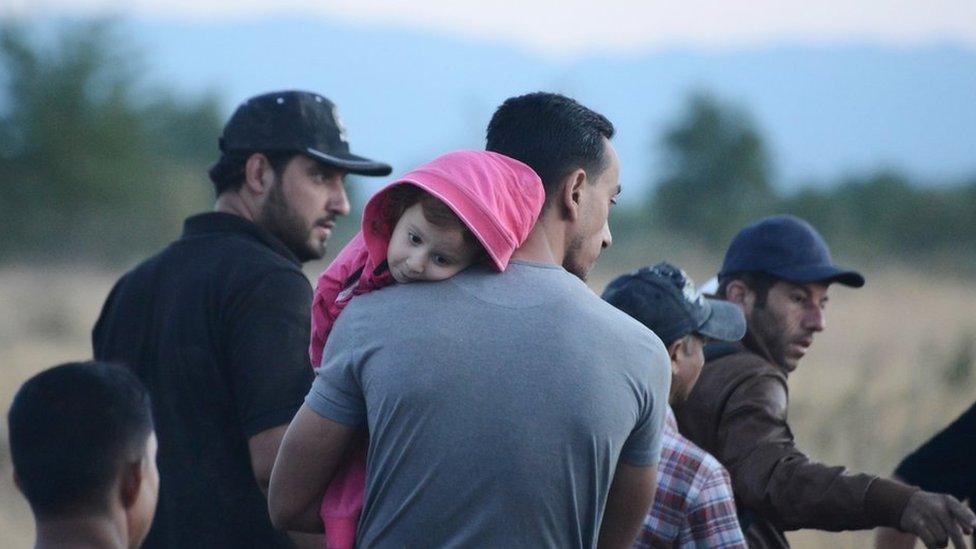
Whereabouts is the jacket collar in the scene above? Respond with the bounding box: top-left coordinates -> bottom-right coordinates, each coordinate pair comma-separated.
705,330 -> 789,375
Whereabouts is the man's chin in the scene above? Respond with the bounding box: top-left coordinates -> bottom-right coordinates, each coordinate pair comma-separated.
563,238 -> 601,281
780,355 -> 800,373
563,259 -> 594,282
293,240 -> 326,263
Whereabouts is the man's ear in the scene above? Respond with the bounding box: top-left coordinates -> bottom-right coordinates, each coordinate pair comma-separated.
242,153 -> 276,196
667,338 -> 683,362
725,280 -> 750,307
667,338 -> 683,376
119,460 -> 144,511
560,169 -> 587,222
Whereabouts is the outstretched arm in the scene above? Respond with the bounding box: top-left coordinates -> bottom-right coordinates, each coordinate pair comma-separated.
717,373 -> 914,531
717,372 -> 975,546
268,404 -> 355,532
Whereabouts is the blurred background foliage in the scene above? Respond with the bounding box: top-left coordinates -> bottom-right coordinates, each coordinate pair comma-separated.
1,19 -> 975,269
634,92 -> 976,266
0,19 -> 222,263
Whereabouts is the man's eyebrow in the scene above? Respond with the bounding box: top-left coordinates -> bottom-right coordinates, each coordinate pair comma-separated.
796,285 -> 815,298
614,185 -> 622,196
784,282 -> 810,295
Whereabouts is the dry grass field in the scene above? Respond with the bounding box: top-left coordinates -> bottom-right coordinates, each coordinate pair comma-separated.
1,260 -> 973,548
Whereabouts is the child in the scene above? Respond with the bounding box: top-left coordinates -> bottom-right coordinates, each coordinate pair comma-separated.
308,150 -> 544,548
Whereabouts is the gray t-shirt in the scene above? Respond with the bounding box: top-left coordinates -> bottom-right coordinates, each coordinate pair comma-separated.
307,260 -> 670,548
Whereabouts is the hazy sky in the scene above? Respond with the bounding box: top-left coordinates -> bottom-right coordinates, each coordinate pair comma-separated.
7,0 -> 976,57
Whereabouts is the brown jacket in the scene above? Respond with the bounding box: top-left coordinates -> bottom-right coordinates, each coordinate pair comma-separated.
673,337 -> 917,548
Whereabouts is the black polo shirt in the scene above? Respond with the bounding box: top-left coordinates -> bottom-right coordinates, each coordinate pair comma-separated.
896,400 -> 976,525
93,212 -> 314,548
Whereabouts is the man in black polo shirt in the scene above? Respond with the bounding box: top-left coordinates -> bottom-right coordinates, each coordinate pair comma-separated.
92,90 -> 391,548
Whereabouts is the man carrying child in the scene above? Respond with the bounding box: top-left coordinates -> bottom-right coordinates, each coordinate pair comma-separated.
269,92 -> 672,548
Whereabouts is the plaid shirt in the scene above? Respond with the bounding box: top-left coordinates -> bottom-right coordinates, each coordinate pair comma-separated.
635,408 -> 746,549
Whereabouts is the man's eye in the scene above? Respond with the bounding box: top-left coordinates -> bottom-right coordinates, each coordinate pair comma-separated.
610,197 -> 618,206
408,233 -> 422,245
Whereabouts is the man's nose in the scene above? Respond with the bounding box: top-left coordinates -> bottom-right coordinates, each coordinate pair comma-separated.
805,306 -> 826,332
601,221 -> 612,250
330,182 -> 351,217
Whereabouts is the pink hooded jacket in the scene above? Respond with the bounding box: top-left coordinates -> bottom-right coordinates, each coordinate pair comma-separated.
308,150 -> 544,548
309,149 -> 545,368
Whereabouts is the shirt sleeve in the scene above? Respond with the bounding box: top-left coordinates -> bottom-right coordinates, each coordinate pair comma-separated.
620,337 -> 671,467
895,400 -> 976,500
304,308 -> 368,428
224,268 -> 315,438
716,372 -> 913,531
682,464 -> 747,548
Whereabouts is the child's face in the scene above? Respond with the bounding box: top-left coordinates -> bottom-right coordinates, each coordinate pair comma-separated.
387,203 -> 480,283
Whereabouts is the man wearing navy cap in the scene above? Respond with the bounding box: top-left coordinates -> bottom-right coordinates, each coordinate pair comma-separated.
673,215 -> 976,548
603,263 -> 748,548
93,91 -> 391,548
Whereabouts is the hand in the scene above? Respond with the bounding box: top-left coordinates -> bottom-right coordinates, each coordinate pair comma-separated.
899,491 -> 976,548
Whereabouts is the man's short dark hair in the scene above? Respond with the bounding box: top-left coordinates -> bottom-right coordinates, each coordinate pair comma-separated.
207,151 -> 298,195
485,92 -> 614,204
717,271 -> 779,308
8,361 -> 154,518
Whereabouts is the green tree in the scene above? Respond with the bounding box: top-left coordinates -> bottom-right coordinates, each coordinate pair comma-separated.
651,93 -> 775,247
0,20 -> 221,263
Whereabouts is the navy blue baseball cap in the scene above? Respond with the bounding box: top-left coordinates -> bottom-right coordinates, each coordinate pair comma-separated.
603,262 -> 746,347
719,215 -> 865,288
219,90 -> 392,176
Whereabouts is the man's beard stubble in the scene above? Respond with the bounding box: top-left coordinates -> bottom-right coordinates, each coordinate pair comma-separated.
260,182 -> 325,263
748,305 -> 796,373
563,234 -> 589,281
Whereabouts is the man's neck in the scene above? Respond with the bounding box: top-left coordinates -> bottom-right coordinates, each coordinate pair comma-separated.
214,190 -> 258,222
510,212 -> 565,267
35,514 -> 128,549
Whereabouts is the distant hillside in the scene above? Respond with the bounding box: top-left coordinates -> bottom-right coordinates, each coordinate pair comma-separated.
30,17 -> 976,199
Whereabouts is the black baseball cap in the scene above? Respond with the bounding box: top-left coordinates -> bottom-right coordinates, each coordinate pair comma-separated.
719,215 -> 864,287
602,262 -> 746,347
218,90 -> 393,176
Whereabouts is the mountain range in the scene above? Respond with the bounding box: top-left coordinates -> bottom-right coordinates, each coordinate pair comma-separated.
44,16 -> 976,199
